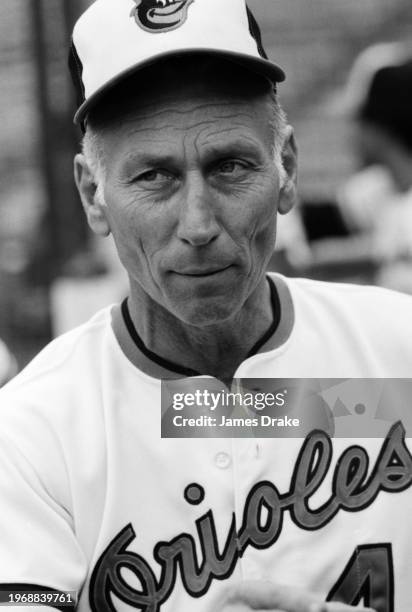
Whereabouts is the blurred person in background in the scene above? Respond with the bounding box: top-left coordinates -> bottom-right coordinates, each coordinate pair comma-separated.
337,44 -> 412,291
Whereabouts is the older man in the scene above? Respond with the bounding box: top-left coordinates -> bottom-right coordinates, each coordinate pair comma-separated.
1,1 -> 412,611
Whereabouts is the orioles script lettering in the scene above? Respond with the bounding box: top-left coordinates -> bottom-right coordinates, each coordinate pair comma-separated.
90,422 -> 412,611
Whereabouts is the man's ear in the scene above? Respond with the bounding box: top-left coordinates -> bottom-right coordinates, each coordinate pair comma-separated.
74,154 -> 111,237
278,125 -> 298,215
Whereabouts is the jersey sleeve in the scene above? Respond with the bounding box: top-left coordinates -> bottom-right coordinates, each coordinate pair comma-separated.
0,405 -> 87,611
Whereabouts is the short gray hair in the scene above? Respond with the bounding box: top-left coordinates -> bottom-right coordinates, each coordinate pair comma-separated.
82,86 -> 288,189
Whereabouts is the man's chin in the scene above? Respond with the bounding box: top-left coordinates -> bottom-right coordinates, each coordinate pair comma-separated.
168,298 -> 241,328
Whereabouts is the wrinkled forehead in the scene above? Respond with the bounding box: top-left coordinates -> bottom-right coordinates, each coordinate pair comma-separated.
87,54 -> 274,131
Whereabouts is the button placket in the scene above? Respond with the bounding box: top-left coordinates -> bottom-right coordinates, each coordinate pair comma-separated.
214,451 -> 232,469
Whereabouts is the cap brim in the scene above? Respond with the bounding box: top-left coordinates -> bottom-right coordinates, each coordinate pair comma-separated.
74,48 -> 285,126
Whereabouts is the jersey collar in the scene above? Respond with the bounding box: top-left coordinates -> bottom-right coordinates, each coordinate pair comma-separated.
111,273 -> 294,380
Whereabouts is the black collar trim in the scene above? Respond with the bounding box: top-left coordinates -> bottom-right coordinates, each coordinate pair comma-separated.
121,300 -> 200,377
246,275 -> 280,357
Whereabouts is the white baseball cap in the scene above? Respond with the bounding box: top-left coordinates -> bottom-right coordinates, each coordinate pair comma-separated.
70,0 -> 286,127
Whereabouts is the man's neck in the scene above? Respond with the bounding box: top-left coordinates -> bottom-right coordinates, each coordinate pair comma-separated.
127,276 -> 274,381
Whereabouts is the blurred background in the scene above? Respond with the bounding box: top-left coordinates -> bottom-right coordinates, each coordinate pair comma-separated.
1,0 -> 412,376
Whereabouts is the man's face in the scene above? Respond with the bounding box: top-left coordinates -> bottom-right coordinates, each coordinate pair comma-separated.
82,73 -> 290,326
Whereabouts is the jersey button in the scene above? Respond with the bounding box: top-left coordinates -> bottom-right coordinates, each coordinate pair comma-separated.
215,452 -> 231,469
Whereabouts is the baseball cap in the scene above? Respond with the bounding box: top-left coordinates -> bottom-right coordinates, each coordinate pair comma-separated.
70,0 -> 286,127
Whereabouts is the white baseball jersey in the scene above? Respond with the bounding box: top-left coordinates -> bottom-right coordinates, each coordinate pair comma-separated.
1,275 -> 412,612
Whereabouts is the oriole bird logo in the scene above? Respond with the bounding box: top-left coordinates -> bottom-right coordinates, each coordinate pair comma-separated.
131,0 -> 195,33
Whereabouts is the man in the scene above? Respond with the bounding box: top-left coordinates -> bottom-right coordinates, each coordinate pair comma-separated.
0,0 -> 412,611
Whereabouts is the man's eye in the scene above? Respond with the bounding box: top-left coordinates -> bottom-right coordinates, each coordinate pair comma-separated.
217,160 -> 247,174
136,169 -> 174,183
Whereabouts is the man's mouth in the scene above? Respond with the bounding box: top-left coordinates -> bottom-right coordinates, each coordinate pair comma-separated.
174,265 -> 232,278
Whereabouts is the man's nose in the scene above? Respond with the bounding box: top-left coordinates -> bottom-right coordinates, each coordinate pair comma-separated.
176,174 -> 220,246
